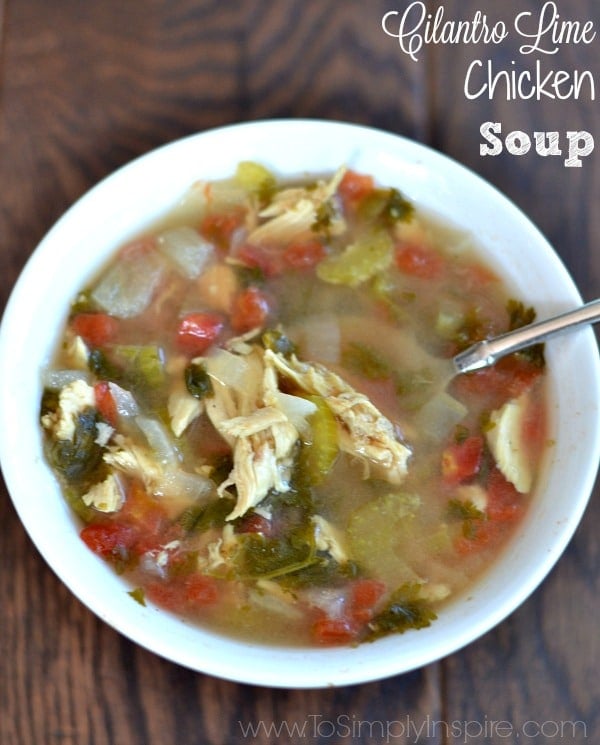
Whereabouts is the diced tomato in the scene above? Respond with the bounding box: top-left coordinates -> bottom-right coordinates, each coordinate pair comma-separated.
144,581 -> 183,611
520,389 -> 547,458
441,436 -> 484,485
230,286 -> 271,333
71,313 -> 118,347
459,261 -> 499,288
236,513 -> 273,536
312,615 -> 359,645
117,480 -> 170,555
486,468 -> 524,523
454,468 -> 523,555
283,240 -> 326,270
339,170 -> 375,207
395,243 -> 443,279
452,355 -> 542,408
118,236 -> 156,261
145,574 -> 218,613
176,312 -> 224,356
94,381 -> 118,427
80,522 -> 137,558
349,578 -> 386,624
182,574 -> 219,606
235,244 -> 283,277
455,521 -> 499,555
200,211 -> 243,250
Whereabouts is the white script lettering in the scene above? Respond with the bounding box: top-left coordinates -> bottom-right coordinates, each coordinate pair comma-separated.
515,1 -> 596,55
382,2 -> 507,62
480,122 -> 594,167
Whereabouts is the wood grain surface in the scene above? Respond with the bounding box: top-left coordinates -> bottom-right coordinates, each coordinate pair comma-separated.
0,2 -> 598,744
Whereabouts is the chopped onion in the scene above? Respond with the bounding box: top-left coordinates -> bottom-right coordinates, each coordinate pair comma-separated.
108,382 -> 139,417
272,390 -> 317,436
203,348 -> 252,391
91,249 -> 165,318
155,469 -> 214,500
296,314 -> 341,364
157,226 -> 214,279
302,587 -> 349,619
415,391 -> 467,441
135,415 -> 180,467
41,369 -> 89,390
248,587 -> 303,620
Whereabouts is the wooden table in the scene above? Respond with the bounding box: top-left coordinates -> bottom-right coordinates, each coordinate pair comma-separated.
1,2 -> 598,743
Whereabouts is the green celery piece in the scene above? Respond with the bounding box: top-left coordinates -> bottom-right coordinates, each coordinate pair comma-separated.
347,492 -> 422,585
114,345 -> 165,389
316,229 -> 393,287
301,396 -> 339,486
234,161 -> 276,200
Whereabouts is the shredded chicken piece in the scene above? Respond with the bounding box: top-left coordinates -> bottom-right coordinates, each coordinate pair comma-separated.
94,422 -> 115,447
64,334 -> 89,370
201,338 -> 409,520
41,379 -> 96,441
103,434 -> 164,490
265,350 -> 410,483
82,473 -> 124,513
248,167 -> 347,245
203,348 -> 299,521
312,515 -> 348,564
202,524 -> 238,572
168,390 -> 203,437
250,580 -> 303,620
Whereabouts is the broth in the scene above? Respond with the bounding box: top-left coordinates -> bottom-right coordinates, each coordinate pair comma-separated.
40,164 -> 548,646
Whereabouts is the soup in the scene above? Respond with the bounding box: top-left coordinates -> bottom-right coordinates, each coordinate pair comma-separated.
40,163 -> 547,646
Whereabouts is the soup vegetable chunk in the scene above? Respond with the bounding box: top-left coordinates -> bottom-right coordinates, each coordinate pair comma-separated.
41,163 -> 547,646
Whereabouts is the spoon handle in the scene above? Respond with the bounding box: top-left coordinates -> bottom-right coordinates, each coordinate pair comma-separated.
453,298 -> 600,374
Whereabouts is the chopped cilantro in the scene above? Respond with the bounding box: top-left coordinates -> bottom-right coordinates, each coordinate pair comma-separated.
507,299 -> 536,330
236,527 -> 318,580
261,327 -> 297,356
128,587 -> 146,606
312,200 -> 336,235
447,499 -> 485,521
447,498 -> 486,540
365,583 -> 436,640
342,342 -> 390,380
506,299 -> 546,368
185,361 -> 213,399
49,408 -> 105,486
178,497 -> 234,533
358,188 -> 414,226
280,558 -> 360,590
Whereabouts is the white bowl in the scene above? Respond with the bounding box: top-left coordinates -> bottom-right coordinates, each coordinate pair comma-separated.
1,120 -> 598,688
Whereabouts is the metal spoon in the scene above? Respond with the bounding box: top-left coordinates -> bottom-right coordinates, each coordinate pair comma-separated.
453,298 -> 600,375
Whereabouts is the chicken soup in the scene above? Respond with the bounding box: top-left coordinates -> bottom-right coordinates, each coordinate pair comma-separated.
40,163 -> 548,646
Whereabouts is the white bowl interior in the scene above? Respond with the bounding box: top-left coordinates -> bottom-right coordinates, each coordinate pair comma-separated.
1,120 -> 598,688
